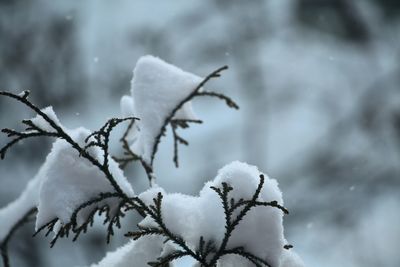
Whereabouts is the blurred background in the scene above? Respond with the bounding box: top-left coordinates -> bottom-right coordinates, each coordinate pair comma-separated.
0,0 -> 399,266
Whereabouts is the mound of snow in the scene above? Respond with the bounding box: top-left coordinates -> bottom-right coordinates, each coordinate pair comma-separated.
35,127 -> 134,229
139,161 -> 285,266
30,106 -> 63,132
121,55 -> 202,164
89,236 -> 167,267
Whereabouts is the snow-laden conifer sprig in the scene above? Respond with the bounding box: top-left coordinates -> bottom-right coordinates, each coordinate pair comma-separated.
148,65 -> 238,168
207,174 -> 288,267
113,136 -> 156,186
125,174 -> 288,267
0,91 -> 59,160
33,192 -> 132,247
0,90 -> 139,264
170,118 -> 202,167
0,60 -> 301,267
196,236 -> 217,262
114,65 -> 239,179
0,90 -> 131,198
126,193 -> 208,266
82,117 -> 138,167
112,137 -> 141,170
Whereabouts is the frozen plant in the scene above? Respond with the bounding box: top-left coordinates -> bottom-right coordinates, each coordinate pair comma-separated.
0,55 -> 304,267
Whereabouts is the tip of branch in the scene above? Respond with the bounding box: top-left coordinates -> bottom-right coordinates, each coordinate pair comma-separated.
18,90 -> 30,99
284,244 -> 293,250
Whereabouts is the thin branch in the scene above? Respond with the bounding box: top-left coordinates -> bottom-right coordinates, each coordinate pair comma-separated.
124,175 -> 287,267
0,208 -> 36,267
114,65 -> 238,183
126,194 -> 208,266
0,130 -> 58,159
83,117 -> 138,169
149,65 -> 236,167
170,119 -> 202,168
112,138 -> 140,170
208,174 -> 287,266
0,90 -> 132,199
32,192 -> 144,247
113,138 -> 155,186
1,65 -> 243,266
148,250 -> 190,267
195,90 -> 239,110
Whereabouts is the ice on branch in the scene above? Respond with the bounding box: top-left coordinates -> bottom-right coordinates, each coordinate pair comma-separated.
35,127 -> 134,230
123,55 -> 202,164
30,106 -> 63,132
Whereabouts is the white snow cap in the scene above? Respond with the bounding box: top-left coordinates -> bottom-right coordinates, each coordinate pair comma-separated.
91,161 -> 303,267
279,250 -> 306,267
89,237 -> 168,267
35,127 -> 134,230
0,106 -> 61,243
139,161 -> 286,267
120,95 -> 135,118
0,170 -> 42,243
30,106 -> 62,132
1,125 -> 134,243
123,55 -> 202,164
120,95 -> 139,142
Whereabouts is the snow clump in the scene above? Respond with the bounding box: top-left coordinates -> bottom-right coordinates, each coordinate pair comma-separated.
121,55 -> 203,164
35,127 -> 134,229
92,161 -> 296,267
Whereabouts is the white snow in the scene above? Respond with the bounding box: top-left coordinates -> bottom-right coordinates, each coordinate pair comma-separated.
30,106 -> 63,132
119,95 -> 139,142
159,240 -> 180,259
135,161 -> 286,266
89,161 -> 304,266
217,254 -> 261,267
137,215 -> 158,229
35,127 -> 134,229
0,123 -> 135,244
89,236 -> 167,267
204,161 -> 285,267
126,55 -> 202,164
120,95 -> 135,118
0,170 -> 42,243
279,250 -> 306,267
137,184 -> 166,205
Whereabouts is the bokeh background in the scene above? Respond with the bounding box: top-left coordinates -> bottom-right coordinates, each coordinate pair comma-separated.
1,0 -> 399,266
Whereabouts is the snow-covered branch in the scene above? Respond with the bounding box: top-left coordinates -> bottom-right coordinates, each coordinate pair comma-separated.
0,55 -> 304,267
114,56 -> 238,185
125,171 -> 288,267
